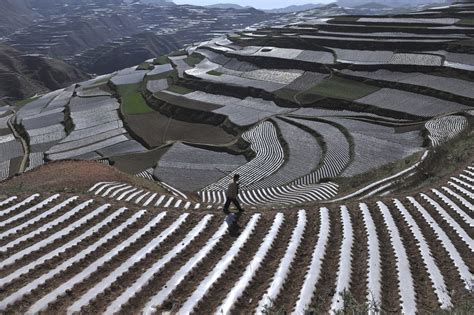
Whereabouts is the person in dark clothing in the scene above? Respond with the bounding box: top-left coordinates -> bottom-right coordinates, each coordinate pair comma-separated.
223,174 -> 244,214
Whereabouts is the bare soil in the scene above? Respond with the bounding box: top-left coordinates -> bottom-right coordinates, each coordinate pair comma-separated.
124,112 -> 236,148
0,160 -> 168,195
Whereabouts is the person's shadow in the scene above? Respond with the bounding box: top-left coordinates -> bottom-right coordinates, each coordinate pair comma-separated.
225,212 -> 242,237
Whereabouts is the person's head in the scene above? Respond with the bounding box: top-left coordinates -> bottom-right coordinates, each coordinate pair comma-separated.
233,174 -> 240,182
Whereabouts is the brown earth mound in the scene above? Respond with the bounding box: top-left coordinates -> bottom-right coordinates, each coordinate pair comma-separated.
0,160 -> 167,195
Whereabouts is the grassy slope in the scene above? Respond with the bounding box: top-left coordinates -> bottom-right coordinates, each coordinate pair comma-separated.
297,76 -> 380,104
166,85 -> 193,95
117,84 -> 154,114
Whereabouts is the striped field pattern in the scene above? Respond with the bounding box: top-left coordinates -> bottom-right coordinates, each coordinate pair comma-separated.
0,164 -> 472,313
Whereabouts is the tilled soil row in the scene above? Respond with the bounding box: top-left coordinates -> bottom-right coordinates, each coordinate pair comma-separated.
387,199 -> 441,313
156,214 -> 254,312
4,211 -> 174,313
0,196 -> 86,248
272,208 -> 320,312
412,195 -> 473,266
308,206 -> 343,313
231,211 -> 298,313
423,191 -> 474,238
48,212 -> 204,314
366,201 -> 401,313
0,195 -> 68,234
117,214 -> 225,315
346,202 -> 369,307
400,198 -> 470,305
193,213 -> 278,313
0,199 -> 104,276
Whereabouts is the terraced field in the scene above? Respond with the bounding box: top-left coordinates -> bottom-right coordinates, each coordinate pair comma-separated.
0,164 -> 472,313
1,1 -> 473,209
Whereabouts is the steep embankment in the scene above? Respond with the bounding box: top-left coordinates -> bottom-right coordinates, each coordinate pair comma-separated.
0,44 -> 89,100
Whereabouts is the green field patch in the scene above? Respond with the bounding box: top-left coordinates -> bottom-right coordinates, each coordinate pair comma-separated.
184,54 -> 205,66
136,62 -> 154,70
145,70 -> 177,82
168,49 -> 187,57
330,16 -> 360,22
297,76 -> 380,103
274,88 -> 298,103
117,84 -> 154,114
207,70 -> 223,76
153,55 -> 170,65
15,96 -> 40,107
458,18 -> 474,26
166,85 -> 193,95
123,111 -> 236,148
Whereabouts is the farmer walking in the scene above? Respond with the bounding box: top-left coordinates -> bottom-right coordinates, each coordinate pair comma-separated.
223,174 -> 244,214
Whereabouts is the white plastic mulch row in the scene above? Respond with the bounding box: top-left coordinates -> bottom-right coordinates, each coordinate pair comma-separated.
0,196 -> 17,207
0,208 -> 127,287
203,121 -> 284,191
431,189 -> 473,227
408,197 -> 472,290
0,139 -> 24,162
103,214 -> 213,314
340,69 -> 474,99
356,88 -> 469,118
357,17 -> 460,25
69,213 -> 190,314
330,206 -> 354,313
89,182 -> 196,210
178,214 -> 260,314
389,53 -> 443,66
143,222 -> 229,314
0,210 -> 147,311
442,186 -> 473,213
294,207 -> 330,314
216,213 -> 284,314
0,160 -> 10,181
0,199 -> 96,265
420,193 -> 473,251
377,201 -> 416,314
285,117 -> 351,184
425,115 -> 468,147
448,181 -> 474,200
359,203 -> 382,310
25,152 -> 45,172
47,135 -> 129,160
200,182 -> 339,206
247,119 -> 322,190
0,194 -> 40,216
256,210 -> 306,312
25,212 -> 168,314
0,194 -> 61,232
393,199 -> 452,309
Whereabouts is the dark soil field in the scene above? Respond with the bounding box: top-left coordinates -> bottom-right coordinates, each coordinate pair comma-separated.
124,112 -> 237,148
